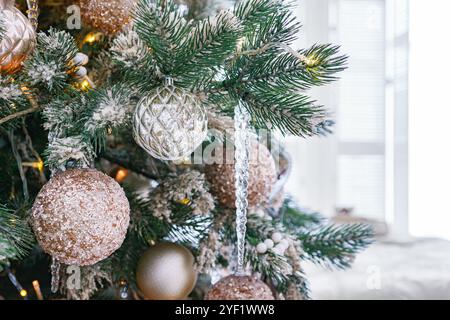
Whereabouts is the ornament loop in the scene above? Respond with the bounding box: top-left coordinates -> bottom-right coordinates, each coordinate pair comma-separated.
164,76 -> 174,86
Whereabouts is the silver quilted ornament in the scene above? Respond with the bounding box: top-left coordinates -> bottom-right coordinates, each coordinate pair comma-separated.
133,78 -> 208,161
0,0 -> 36,74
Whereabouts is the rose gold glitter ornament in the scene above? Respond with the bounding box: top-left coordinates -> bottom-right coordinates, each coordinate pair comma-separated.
0,0 -> 36,74
205,141 -> 277,209
30,168 -> 130,266
136,243 -> 197,300
206,275 -> 275,300
79,0 -> 137,35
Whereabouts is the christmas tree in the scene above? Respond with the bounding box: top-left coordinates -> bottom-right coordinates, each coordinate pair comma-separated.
0,0 -> 373,300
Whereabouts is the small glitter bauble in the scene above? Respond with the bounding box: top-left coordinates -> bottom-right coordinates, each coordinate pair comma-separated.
0,0 -> 36,74
80,0 -> 137,35
133,80 -> 208,161
206,275 -> 275,300
205,141 -> 277,209
30,168 -> 130,266
136,243 -> 197,300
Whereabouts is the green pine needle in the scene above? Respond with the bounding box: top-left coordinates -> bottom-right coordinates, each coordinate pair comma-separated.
299,224 -> 375,269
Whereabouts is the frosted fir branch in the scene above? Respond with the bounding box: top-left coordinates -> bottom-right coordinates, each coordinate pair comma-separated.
27,59 -> 67,90
60,263 -> 113,300
0,77 -> 23,102
90,50 -> 116,87
186,11 -> 241,51
149,170 -> 215,221
37,28 -> 79,63
42,99 -> 77,133
45,136 -> 94,170
124,171 -> 214,248
111,29 -> 151,69
23,29 -> 78,92
84,86 -> 133,136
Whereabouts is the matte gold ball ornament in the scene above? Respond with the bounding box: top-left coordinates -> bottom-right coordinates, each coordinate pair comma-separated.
205,141 -> 277,209
136,242 -> 198,300
30,168 -> 130,266
206,275 -> 275,300
80,0 -> 137,35
0,0 -> 36,74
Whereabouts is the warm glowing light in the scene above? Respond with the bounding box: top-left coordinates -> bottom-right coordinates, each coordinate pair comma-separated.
80,79 -> 91,91
34,160 -> 44,173
304,56 -> 319,67
115,168 -> 129,183
178,198 -> 191,205
20,289 -> 27,297
83,32 -> 101,44
22,160 -> 44,173
32,280 -> 44,300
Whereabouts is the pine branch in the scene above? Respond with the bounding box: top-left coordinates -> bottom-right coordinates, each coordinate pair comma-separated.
174,11 -> 241,87
134,0 -> 191,75
236,44 -> 347,91
22,28 -> 79,93
299,224 -> 374,270
110,29 -> 160,92
234,0 -> 288,33
242,91 -> 326,136
82,84 -> 134,152
0,205 -> 35,266
126,171 -> 214,245
288,271 -> 311,300
281,197 -> 325,230
0,105 -> 41,126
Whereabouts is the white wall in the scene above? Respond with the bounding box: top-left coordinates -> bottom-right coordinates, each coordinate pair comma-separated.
409,0 -> 450,240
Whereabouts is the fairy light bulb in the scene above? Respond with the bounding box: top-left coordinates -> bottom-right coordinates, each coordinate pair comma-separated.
80,79 -> 91,91
83,32 -> 101,44
115,168 -> 129,183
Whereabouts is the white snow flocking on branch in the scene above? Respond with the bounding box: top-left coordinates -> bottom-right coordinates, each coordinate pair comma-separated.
46,136 -> 94,169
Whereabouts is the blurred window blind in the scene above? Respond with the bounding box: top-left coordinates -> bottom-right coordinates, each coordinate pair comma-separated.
331,0 -> 386,219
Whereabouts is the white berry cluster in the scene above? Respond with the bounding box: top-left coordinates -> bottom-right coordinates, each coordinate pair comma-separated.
256,232 -> 291,256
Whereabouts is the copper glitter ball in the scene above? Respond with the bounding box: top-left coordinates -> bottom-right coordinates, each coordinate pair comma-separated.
80,0 -> 137,35
206,275 -> 275,300
31,168 -> 130,266
205,141 -> 277,209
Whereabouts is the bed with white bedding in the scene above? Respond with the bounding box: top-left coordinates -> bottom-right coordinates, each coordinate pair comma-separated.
304,237 -> 450,300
